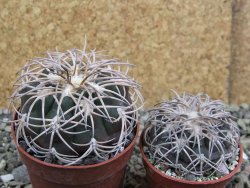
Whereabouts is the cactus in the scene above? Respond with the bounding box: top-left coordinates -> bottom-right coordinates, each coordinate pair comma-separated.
143,92 -> 240,180
10,44 -> 143,166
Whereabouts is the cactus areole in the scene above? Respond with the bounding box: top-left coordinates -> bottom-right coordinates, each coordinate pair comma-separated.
10,46 -> 143,166
143,92 -> 241,181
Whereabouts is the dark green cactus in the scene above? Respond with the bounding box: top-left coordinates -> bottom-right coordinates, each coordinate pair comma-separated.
143,92 -> 240,180
11,47 -> 143,165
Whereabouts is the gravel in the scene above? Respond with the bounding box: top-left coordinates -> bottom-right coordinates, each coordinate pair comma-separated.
0,105 -> 249,188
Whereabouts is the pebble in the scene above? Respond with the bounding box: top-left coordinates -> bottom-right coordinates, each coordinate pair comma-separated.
240,104 -> 249,110
6,152 -> 14,160
244,112 -> 250,119
0,123 -> 6,130
0,159 -> 6,171
4,126 -> 11,132
3,109 -> 9,115
0,153 -> 6,160
243,119 -> 250,124
243,152 -> 248,160
135,164 -> 142,170
172,172 -> 177,177
3,118 -> 9,123
10,140 -> 16,149
5,181 -> 24,187
165,169 -> 172,176
3,143 -> 10,151
228,161 -> 238,171
137,157 -> 142,164
6,163 -> 14,173
3,137 -> 8,143
237,119 -> 246,130
185,173 -> 196,181
227,104 -> 240,112
12,165 -> 30,184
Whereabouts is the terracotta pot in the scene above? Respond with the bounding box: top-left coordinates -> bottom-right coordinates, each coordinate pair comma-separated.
139,133 -> 243,188
11,120 -> 140,188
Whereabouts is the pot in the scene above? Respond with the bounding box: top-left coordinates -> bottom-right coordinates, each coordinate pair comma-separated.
139,132 -> 243,188
11,120 -> 140,188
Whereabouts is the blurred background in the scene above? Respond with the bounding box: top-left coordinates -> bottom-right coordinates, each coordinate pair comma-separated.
0,0 -> 249,108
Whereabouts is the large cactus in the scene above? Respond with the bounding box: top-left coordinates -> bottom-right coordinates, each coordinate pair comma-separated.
10,45 -> 143,166
143,92 -> 240,180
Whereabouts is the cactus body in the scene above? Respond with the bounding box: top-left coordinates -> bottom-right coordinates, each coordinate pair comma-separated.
11,48 -> 143,165
144,92 -> 240,179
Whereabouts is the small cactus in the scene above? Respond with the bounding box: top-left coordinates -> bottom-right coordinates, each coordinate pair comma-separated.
143,92 -> 240,180
10,44 -> 143,165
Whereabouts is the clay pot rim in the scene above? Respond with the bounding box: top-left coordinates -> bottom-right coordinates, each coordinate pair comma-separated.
11,118 -> 140,170
139,131 -> 243,185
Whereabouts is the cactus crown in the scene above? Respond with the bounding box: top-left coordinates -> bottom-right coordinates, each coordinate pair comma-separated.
10,45 -> 143,166
143,92 -> 240,180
